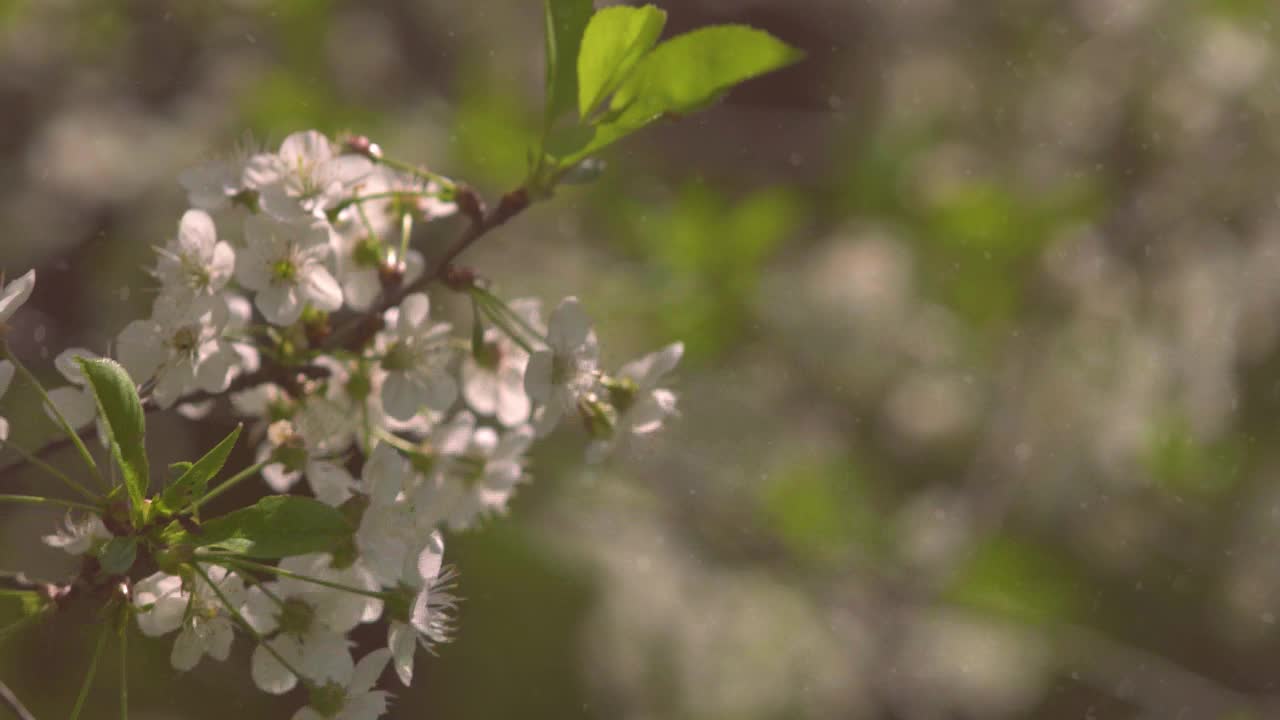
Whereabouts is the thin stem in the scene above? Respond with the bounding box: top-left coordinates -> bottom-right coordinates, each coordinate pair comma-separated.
191,563 -> 310,687
203,555 -> 385,600
0,442 -> 99,502
2,343 -> 105,489
374,156 -> 455,190
0,680 -> 35,720
69,622 -> 109,720
0,493 -> 100,514
331,189 -> 449,216
191,459 -> 269,512
473,292 -> 542,354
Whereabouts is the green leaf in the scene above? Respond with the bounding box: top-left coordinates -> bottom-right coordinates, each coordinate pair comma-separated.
157,424 -> 243,514
611,24 -> 803,124
76,358 -> 149,512
182,496 -> 353,560
553,24 -> 802,165
544,0 -> 594,125
97,537 -> 137,576
577,4 -> 666,119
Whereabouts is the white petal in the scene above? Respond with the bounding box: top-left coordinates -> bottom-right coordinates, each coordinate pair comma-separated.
116,321 -> 165,382
461,361 -> 498,416
397,293 -> 431,332
45,387 -> 96,429
280,130 -> 333,166
381,372 -> 426,421
302,267 -> 344,312
351,648 -> 392,694
257,284 -> 303,326
547,296 -> 590,355
307,460 -> 357,506
0,270 -> 35,323
171,627 -> 205,671
388,622 -> 416,686
252,639 -> 299,695
523,351 -> 553,404
179,209 -> 217,255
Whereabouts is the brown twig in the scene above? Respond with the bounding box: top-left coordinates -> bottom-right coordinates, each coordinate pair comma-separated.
327,185 -> 531,352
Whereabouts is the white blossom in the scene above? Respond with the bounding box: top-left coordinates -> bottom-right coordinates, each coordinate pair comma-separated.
241,554 -> 381,694
44,347 -> 103,432
587,341 -> 684,462
387,533 -> 456,686
355,443 -> 434,587
132,567 -> 251,672
116,294 -> 246,409
42,513 -> 110,556
0,269 -> 35,326
248,130 -> 373,220
524,297 -> 599,435
462,298 -> 540,427
413,414 -> 533,531
237,214 -> 343,325
153,209 -> 235,306
376,293 -> 456,421
293,648 -> 393,720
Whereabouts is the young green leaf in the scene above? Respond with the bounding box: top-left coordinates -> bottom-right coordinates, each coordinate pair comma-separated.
610,24 -> 804,125
577,4 -> 667,119
551,24 -> 802,167
544,0 -> 594,125
157,424 -> 242,514
76,357 -> 149,513
181,496 -> 353,560
97,537 -> 138,576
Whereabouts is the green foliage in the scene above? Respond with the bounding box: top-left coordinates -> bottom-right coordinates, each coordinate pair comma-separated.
97,537 -> 138,576
758,456 -> 883,566
177,496 -> 354,560
1143,414 -> 1245,497
945,536 -> 1081,625
538,6 -> 801,173
76,357 -> 149,515
157,425 -> 243,514
543,0 -> 594,125
576,5 -> 667,120
613,182 -> 802,358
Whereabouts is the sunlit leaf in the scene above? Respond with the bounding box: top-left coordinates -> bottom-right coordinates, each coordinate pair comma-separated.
576,4 -> 666,119
76,357 -> 148,513
182,496 -> 353,560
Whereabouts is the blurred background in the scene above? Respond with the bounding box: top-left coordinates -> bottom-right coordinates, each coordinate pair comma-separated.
3,0 -> 1280,717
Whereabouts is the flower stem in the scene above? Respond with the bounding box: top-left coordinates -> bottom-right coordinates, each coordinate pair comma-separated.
0,493 -> 100,513
191,459 -> 270,512
204,555 -> 386,600
373,157 -> 455,190
2,342 -> 105,490
192,562 -> 310,687
69,621 -> 109,720
0,441 -> 100,502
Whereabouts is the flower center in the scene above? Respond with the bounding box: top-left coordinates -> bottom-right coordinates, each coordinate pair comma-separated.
353,237 -> 383,268
271,258 -> 298,284
308,681 -> 347,718
277,597 -> 316,636
381,342 -> 416,372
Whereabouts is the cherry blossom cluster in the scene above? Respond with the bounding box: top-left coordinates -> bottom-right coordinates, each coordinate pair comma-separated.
0,129 -> 682,719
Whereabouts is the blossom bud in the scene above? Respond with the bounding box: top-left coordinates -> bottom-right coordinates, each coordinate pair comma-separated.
455,184 -> 485,224
341,134 -> 382,160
